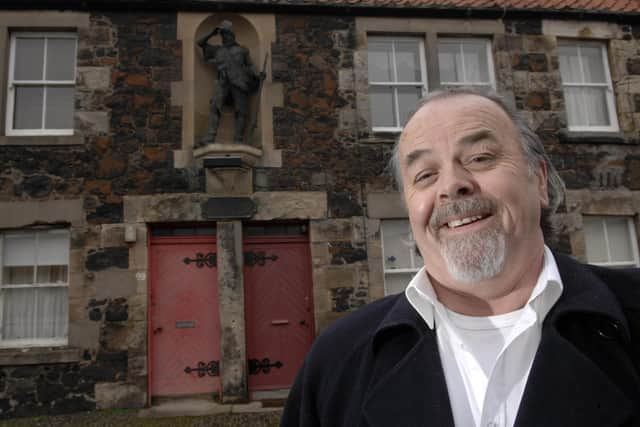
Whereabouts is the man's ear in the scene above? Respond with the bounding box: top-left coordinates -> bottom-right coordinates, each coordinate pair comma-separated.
536,160 -> 549,208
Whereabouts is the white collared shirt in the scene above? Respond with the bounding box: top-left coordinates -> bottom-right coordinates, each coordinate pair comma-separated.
405,246 -> 563,427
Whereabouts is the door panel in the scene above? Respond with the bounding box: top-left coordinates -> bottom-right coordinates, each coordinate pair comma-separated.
244,236 -> 314,391
149,236 -> 220,397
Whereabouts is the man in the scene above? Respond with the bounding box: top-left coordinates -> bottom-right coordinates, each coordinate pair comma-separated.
195,20 -> 263,146
281,89 -> 640,426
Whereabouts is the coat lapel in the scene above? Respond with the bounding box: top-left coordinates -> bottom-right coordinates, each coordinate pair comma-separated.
361,296 -> 455,427
515,253 -> 635,427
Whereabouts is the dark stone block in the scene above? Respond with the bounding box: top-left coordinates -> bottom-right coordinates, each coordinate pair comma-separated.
89,308 -> 102,321
511,53 -> 548,72
87,203 -> 124,224
15,175 -> 53,198
329,191 -> 362,217
85,247 -> 129,271
50,396 -> 95,415
329,242 -> 367,265
634,94 -> 640,112
105,299 -> 128,322
628,58 -> 640,75
331,287 -> 353,312
61,372 -> 80,388
13,402 -> 43,418
505,19 -> 542,35
78,365 -> 117,382
0,398 -> 11,414
11,367 -> 36,378
201,197 -> 256,220
37,382 -> 66,403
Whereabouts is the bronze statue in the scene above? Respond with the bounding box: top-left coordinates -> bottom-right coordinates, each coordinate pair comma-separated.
195,20 -> 265,147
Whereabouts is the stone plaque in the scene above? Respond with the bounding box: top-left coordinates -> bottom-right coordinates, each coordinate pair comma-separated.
202,197 -> 256,219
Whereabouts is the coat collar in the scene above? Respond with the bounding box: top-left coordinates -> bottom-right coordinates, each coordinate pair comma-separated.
362,252 -> 634,427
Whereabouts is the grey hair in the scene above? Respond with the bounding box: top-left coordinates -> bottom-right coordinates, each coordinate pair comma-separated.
388,87 -> 565,243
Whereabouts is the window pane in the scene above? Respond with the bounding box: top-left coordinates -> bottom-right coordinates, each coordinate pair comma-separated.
564,87 -> 586,128
3,233 -> 36,266
35,287 -> 68,339
45,38 -> 76,81
45,86 -> 74,129
36,230 -> 70,265
384,272 -> 415,295
14,37 -> 44,81
462,42 -> 489,83
395,40 -> 421,82
558,44 -> 582,83
584,217 -> 608,263
397,86 -> 421,127
13,86 -> 44,130
2,288 -> 35,339
368,40 -> 393,82
581,45 -> 606,84
370,86 -> 396,127
36,265 -> 68,285
2,266 -> 34,285
438,42 -> 462,83
382,220 -> 417,270
606,218 -> 634,263
582,87 -> 610,127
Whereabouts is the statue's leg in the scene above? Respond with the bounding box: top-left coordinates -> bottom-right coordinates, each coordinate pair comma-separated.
232,88 -> 250,144
196,83 -> 226,147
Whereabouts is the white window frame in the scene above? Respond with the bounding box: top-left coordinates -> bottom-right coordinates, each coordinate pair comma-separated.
5,32 -> 77,137
557,40 -> 619,133
367,36 -> 428,133
381,219 -> 422,295
437,37 -> 496,89
0,229 -> 70,348
583,216 -> 640,268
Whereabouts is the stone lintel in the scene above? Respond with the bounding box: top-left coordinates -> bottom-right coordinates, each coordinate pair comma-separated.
217,221 -> 248,403
0,199 -> 84,228
0,347 -> 82,366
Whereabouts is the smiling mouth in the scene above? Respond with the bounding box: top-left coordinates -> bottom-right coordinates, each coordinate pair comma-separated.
446,215 -> 487,229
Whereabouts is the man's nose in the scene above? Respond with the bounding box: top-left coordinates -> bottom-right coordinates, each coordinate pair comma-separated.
437,164 -> 475,201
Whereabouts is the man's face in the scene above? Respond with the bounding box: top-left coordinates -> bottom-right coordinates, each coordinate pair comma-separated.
398,94 -> 549,298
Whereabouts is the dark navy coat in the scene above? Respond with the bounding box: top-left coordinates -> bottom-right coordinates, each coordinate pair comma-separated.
281,253 -> 640,427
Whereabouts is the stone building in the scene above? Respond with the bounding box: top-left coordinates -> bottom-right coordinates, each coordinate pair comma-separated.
0,0 -> 638,418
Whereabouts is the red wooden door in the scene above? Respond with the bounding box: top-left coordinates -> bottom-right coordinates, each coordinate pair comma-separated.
149,234 -> 221,397
244,234 -> 314,391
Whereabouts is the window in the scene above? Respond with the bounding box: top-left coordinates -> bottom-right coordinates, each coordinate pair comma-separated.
0,229 -> 69,347
381,219 -> 424,295
558,41 -> 618,132
367,36 -> 427,131
583,216 -> 640,268
5,32 -> 77,136
438,38 -> 495,89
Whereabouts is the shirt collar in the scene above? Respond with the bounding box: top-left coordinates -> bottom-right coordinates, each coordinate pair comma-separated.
405,245 -> 564,330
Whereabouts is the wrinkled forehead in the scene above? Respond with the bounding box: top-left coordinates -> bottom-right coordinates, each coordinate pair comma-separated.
398,94 -> 517,152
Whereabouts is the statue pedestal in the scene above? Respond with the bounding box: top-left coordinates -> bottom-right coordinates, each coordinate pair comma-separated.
195,144 -> 263,196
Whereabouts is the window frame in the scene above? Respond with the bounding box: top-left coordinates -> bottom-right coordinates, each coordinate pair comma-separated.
583,216 -> 640,268
437,37 -> 496,89
5,31 -> 77,137
557,40 -> 619,133
0,228 -> 70,348
367,35 -> 428,133
381,219 -> 423,295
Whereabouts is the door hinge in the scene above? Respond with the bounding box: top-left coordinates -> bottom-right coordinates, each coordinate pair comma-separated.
183,252 -> 217,268
244,251 -> 278,267
248,358 -> 283,375
184,360 -> 220,377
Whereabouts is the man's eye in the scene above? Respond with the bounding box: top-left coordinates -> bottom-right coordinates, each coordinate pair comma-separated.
414,171 -> 435,184
468,154 -> 494,164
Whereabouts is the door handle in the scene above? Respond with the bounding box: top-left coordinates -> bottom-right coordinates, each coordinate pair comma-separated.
271,319 -> 289,326
153,327 -> 163,334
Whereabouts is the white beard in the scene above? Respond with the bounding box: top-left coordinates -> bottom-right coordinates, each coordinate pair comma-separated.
440,223 -> 506,284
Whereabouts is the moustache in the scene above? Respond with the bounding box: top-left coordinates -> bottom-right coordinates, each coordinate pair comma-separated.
429,197 -> 497,235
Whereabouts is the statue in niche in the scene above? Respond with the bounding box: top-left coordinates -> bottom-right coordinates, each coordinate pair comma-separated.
195,20 -> 265,147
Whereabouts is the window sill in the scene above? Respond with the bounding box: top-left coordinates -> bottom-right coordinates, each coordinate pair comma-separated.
0,346 -> 82,366
0,135 -> 83,146
558,129 -> 629,145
